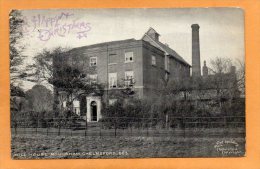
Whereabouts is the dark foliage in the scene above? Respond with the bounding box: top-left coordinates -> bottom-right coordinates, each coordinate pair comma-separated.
9,10 -> 25,80
10,84 -> 25,97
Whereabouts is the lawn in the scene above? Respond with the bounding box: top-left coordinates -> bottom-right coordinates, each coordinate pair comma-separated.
11,128 -> 245,159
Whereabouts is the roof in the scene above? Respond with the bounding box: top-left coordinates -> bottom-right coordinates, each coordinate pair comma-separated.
69,27 -> 191,67
70,39 -> 137,51
156,40 -> 190,66
142,28 -> 191,67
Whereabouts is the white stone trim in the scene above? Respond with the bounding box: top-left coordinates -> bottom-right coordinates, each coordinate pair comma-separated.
86,96 -> 102,122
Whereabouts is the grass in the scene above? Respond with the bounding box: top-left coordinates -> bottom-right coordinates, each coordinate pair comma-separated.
11,128 -> 245,159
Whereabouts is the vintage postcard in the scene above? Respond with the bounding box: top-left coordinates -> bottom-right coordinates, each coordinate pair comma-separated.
9,8 -> 245,159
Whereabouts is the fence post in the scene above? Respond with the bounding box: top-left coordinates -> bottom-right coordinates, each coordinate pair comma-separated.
224,116 -> 227,128
114,121 -> 117,138
46,121 -> 48,136
99,121 -> 102,137
36,118 -> 38,135
130,123 -> 133,136
166,113 -> 168,130
84,126 -> 87,138
58,126 -> 61,136
70,116 -> 73,137
138,121 -> 140,136
85,118 -> 88,138
146,123 -> 149,136
14,121 -> 17,135
182,117 -> 186,138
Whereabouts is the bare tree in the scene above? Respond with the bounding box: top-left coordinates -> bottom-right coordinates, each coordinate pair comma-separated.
235,59 -> 245,97
207,57 -> 242,109
209,57 -> 232,74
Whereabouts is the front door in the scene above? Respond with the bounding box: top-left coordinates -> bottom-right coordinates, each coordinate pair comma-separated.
91,101 -> 97,121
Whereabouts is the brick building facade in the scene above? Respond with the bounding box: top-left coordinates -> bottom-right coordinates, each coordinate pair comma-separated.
55,27 -> 191,122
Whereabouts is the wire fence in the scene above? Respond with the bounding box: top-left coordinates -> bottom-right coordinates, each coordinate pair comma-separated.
11,115 -> 245,138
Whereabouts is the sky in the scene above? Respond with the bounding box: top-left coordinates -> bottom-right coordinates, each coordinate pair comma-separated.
19,8 -> 244,89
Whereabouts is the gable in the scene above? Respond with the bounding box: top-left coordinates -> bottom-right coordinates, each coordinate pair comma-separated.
147,28 -> 160,35
142,35 -> 168,55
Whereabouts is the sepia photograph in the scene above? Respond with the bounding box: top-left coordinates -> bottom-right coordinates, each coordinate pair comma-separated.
10,8 -> 245,159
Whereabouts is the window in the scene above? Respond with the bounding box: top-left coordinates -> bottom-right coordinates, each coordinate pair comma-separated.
62,101 -> 66,108
109,53 -> 117,64
125,52 -> 133,63
151,55 -> 156,65
90,57 -> 97,66
109,73 -> 117,88
125,71 -> 134,87
109,99 -> 117,105
89,74 -> 97,84
73,100 -> 80,108
73,100 -> 80,115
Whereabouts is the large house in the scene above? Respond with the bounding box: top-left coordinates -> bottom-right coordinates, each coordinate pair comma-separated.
54,24 -> 239,122
54,27 -> 192,122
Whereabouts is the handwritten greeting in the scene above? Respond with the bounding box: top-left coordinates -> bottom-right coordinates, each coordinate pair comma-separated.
214,139 -> 242,155
22,12 -> 91,41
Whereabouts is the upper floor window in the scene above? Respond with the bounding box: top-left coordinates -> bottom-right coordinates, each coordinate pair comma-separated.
151,55 -> 156,66
125,52 -> 134,63
109,53 -> 117,64
125,71 -> 134,87
89,74 -> 97,84
109,73 -> 117,88
90,57 -> 97,67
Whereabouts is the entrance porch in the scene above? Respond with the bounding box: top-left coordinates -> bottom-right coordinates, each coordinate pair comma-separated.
86,96 -> 102,122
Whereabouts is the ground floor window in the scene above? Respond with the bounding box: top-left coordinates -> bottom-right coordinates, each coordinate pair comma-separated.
109,99 -> 117,105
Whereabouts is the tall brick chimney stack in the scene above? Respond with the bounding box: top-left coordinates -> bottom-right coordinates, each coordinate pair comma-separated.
191,24 -> 201,77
